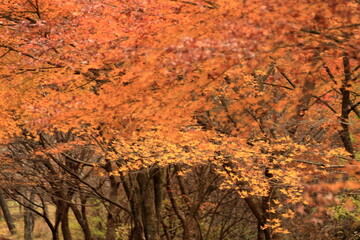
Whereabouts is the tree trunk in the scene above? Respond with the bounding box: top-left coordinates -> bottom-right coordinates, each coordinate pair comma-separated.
106,175 -> 120,240
244,197 -> 271,240
50,227 -> 60,240
122,173 -> 145,240
122,168 -> 162,240
24,192 -> 35,240
166,167 -> 190,240
0,189 -> 16,234
60,204 -> 72,240
70,202 -> 92,240
339,54 -> 355,158
153,167 -> 164,234
43,201 -> 60,240
137,170 -> 160,240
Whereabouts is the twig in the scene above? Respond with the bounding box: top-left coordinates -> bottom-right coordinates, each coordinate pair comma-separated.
275,66 -> 296,88
311,95 -> 337,113
293,159 -> 345,168
323,64 -> 337,85
263,82 -> 293,90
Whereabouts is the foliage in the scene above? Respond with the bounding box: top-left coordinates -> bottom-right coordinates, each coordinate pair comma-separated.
0,0 -> 359,239
333,195 -> 360,222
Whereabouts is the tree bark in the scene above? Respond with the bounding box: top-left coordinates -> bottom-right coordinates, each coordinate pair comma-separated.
0,189 -> 16,235
122,173 -> 145,240
153,167 -> 164,234
244,197 -> 270,240
137,169 -> 160,240
24,192 -> 35,240
70,201 -> 92,240
339,54 -> 355,158
122,168 -> 162,240
165,169 -> 190,240
60,204 -> 72,240
106,175 -> 120,240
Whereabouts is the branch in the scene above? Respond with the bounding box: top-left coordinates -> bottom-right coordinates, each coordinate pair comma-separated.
300,28 -> 343,43
171,0 -> 219,9
203,0 -> 219,9
348,101 -> 360,116
328,23 -> 360,30
263,82 -> 293,90
323,64 -> 337,85
352,72 -> 360,81
47,153 -> 131,214
244,109 -> 266,134
0,45 -> 62,68
14,189 -> 43,209
257,62 -> 275,91
275,66 -> 296,88
0,49 -> 11,59
4,190 -> 48,220
61,152 -> 97,167
352,65 -> 360,74
26,0 -> 41,19
293,159 -> 345,168
311,95 -> 337,113
220,96 -> 237,128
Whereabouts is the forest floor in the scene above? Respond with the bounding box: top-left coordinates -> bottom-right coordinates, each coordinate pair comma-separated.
0,201 -> 84,240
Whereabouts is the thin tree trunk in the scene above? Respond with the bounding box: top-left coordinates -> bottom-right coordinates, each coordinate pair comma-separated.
24,192 -> 35,240
106,175 -> 120,240
60,204 -> 72,240
122,173 -> 145,240
42,201 -> 60,240
70,202 -> 92,240
0,189 -> 16,234
51,228 -> 60,240
244,197 -> 270,240
339,54 -> 355,158
153,167 -> 164,235
166,167 -> 190,240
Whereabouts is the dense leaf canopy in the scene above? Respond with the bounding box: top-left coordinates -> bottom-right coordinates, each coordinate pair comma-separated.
0,0 -> 359,239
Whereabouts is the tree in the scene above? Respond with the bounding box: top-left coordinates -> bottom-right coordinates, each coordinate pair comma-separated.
1,0 -> 359,239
